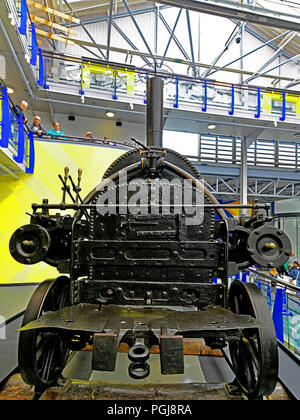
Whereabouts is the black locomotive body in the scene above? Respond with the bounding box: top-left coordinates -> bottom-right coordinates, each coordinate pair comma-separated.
10,78 -> 291,399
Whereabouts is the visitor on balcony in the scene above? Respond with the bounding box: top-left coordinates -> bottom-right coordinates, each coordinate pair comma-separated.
12,100 -> 28,124
289,261 -> 300,284
85,131 -> 93,140
48,121 -> 66,140
28,116 -> 47,138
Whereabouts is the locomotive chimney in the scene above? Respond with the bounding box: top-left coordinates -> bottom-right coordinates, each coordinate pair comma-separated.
146,77 -> 164,148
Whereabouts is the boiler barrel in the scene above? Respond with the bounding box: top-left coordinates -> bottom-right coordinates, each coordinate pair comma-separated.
146,77 -> 164,148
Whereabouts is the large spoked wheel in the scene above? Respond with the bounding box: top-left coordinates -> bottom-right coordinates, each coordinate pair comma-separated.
18,276 -> 71,391
228,280 -> 278,400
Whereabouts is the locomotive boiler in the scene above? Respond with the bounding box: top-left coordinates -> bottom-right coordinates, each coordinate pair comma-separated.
10,77 -> 292,399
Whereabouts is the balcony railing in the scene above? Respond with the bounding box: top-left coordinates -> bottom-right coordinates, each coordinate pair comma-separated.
40,52 -> 300,123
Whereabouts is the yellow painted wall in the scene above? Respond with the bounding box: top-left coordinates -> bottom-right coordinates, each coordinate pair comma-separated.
0,140 -> 125,284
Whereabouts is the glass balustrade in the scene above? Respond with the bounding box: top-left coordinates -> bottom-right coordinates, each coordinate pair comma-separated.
232,270 -> 300,359
38,53 -> 295,122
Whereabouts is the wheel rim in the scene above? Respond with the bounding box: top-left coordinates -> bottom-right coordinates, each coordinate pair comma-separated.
18,276 -> 70,390
228,280 -> 278,399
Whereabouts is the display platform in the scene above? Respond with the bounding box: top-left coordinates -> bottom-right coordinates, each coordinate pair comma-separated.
0,342 -> 292,400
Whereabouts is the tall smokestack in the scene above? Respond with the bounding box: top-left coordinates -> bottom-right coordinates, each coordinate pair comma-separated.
146,77 -> 164,148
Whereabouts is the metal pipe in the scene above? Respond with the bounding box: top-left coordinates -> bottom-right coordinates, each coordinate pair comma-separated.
240,137 -> 248,218
146,77 -> 164,148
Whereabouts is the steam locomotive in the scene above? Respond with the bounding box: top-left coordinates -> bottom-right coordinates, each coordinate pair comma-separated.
10,78 -> 291,399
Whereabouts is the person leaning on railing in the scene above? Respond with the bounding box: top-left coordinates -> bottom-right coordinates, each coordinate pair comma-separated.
48,121 -> 66,140
85,131 -> 93,140
28,116 -> 47,138
12,100 -> 28,124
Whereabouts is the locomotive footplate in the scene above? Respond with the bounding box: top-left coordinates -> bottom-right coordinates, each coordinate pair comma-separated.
19,304 -> 262,378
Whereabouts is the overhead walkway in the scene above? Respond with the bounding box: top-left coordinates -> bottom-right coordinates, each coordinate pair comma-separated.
3,0 -> 300,143
37,52 -> 300,130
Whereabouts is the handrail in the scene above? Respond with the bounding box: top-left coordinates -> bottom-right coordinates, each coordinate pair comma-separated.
247,268 -> 300,294
35,134 -> 135,150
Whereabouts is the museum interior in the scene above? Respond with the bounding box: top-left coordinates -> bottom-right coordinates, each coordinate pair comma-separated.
0,0 -> 299,401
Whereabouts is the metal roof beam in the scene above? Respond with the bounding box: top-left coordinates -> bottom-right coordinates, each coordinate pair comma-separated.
151,0 -> 300,32
159,11 -> 190,61
61,0 -> 106,59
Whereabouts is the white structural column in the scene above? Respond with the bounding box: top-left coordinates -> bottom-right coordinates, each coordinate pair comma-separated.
240,128 -> 265,216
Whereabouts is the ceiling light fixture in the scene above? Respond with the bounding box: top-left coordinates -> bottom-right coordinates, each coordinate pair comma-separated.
208,124 -> 216,130
106,111 -> 115,118
7,87 -> 14,94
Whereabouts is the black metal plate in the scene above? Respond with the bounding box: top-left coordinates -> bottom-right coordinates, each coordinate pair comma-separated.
19,304 -> 262,335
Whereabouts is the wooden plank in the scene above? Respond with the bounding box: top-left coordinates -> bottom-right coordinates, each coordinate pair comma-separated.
35,27 -> 75,46
27,0 -> 80,24
30,15 -> 77,36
